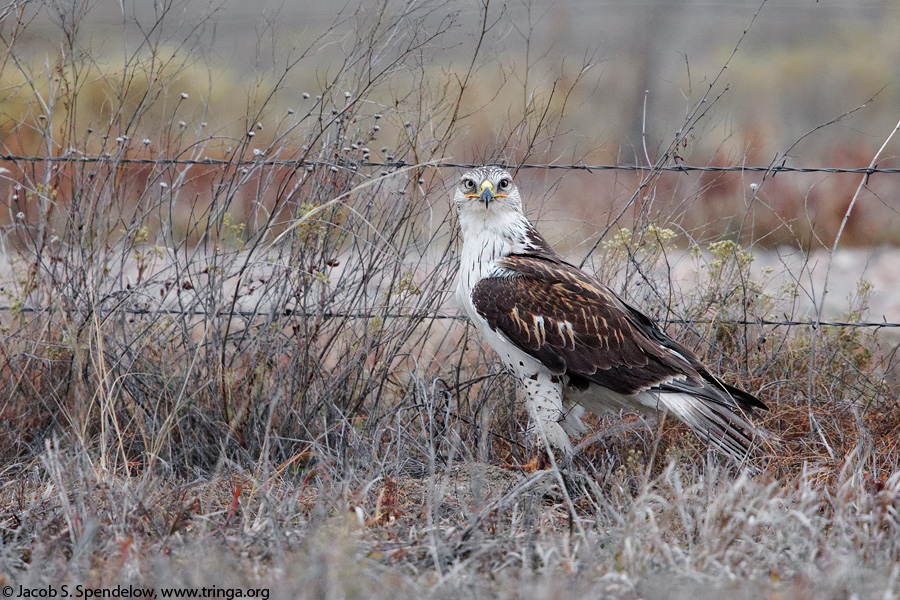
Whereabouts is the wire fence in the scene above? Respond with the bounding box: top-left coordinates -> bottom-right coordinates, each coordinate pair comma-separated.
1,153 -> 899,175
1,306 -> 898,330
2,153 -> 897,331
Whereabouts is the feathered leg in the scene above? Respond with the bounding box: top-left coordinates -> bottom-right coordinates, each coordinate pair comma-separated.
521,373 -> 574,468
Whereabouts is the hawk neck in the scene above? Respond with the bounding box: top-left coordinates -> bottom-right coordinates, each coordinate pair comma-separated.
456,209 -> 564,319
458,208 -> 560,265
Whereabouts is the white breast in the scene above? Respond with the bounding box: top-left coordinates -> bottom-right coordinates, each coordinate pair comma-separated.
455,211 -> 548,378
455,204 -> 531,298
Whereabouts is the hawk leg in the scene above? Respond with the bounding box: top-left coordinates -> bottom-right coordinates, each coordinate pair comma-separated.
522,373 -> 574,456
560,400 -> 588,438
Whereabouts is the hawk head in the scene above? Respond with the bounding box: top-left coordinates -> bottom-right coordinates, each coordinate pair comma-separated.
454,166 -> 523,215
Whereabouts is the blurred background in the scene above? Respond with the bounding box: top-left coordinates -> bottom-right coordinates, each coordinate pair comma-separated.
16,0 -> 900,154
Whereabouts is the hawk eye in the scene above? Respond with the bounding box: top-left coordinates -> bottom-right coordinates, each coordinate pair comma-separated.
462,178 -> 475,190
498,178 -> 511,190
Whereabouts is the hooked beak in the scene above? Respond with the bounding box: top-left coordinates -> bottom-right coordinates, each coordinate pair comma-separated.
478,180 -> 494,208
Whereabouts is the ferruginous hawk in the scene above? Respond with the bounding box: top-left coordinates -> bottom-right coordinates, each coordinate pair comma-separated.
453,165 -> 766,460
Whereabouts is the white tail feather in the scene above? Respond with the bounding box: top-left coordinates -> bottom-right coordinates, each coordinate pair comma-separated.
644,391 -> 762,459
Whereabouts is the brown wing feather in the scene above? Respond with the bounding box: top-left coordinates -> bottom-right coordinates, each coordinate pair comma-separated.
472,254 -> 765,413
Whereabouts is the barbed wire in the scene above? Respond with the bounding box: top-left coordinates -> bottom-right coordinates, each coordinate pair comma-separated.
1,305 -> 897,329
0,153 -> 898,175
1,153 -> 896,331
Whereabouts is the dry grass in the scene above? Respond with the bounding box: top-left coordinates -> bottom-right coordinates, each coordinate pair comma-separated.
2,1 -> 900,597
3,444 -> 899,598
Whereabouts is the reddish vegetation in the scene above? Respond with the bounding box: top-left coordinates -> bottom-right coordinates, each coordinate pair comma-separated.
541,141 -> 900,250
